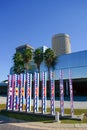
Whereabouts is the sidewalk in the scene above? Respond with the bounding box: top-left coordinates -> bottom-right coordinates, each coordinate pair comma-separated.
0,115 -> 87,130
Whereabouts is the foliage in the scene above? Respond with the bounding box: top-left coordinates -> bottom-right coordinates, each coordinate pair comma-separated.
33,48 -> 43,73
44,48 -> 57,80
13,48 -> 33,74
22,48 -> 32,71
13,52 -> 24,74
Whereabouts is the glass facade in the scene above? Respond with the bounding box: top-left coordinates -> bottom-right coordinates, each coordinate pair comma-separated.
11,44 -> 87,81
10,47 -> 87,96
40,50 -> 87,80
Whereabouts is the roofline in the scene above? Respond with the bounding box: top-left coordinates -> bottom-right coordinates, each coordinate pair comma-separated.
52,33 -> 70,39
16,44 -> 34,50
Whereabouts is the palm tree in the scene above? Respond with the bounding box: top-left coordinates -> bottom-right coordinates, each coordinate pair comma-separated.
13,52 -> 24,74
33,48 -> 43,75
44,48 -> 56,80
22,48 -> 33,72
51,56 -> 57,71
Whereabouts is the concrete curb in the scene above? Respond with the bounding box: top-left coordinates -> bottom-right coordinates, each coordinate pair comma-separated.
0,115 -> 87,129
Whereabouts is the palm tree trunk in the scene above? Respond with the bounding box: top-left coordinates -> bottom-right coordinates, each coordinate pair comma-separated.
48,67 -> 50,81
48,67 -> 51,99
38,66 -> 40,85
38,66 -> 40,99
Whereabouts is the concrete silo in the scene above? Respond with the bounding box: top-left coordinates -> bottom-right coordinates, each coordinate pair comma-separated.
52,33 -> 71,56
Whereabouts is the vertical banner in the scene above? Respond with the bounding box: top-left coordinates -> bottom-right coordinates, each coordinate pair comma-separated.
18,74 -> 22,111
22,74 -> 26,110
13,74 -> 19,111
19,74 -> 23,111
42,72 -> 47,114
69,69 -> 74,116
7,75 -> 12,110
50,71 -> 55,115
33,72 -> 39,113
15,75 -> 19,110
26,73 -> 32,112
13,74 -> 16,110
60,70 -> 64,116
11,75 -> 15,110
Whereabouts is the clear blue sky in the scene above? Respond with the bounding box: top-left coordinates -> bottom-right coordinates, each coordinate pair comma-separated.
0,0 -> 87,82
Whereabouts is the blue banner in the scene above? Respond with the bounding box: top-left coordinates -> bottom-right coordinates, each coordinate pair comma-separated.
42,72 -> 47,114
26,73 -> 32,112
33,72 -> 39,113
60,70 -> 64,116
69,69 -> 74,116
50,71 -> 55,115
7,75 -> 12,110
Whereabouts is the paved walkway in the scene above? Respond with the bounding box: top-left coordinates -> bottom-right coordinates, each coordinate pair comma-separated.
0,115 -> 87,130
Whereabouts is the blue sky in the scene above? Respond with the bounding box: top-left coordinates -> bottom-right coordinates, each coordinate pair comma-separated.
0,0 -> 87,82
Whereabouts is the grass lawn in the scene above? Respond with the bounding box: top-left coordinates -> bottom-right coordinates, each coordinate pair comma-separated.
0,104 -> 6,110
0,104 -> 87,123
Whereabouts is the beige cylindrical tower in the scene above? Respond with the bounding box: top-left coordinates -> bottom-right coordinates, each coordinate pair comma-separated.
52,33 -> 71,56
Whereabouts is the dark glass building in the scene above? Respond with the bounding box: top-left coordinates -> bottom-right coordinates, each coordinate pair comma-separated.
40,50 -> 87,96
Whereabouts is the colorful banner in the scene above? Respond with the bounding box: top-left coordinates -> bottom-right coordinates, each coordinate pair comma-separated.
17,74 -> 21,111
13,74 -> 19,110
22,74 -> 26,110
60,70 -> 64,116
33,72 -> 39,113
19,74 -> 23,111
13,74 -> 16,110
7,71 -> 75,116
19,74 -> 21,111
42,72 -> 47,114
11,75 -> 15,110
7,75 -> 12,110
16,75 -> 20,110
26,73 -> 32,112
50,71 -> 55,115
69,69 -> 74,116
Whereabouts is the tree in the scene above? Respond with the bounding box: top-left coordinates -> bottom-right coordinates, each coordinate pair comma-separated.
13,48 -> 33,74
13,52 -> 24,74
33,48 -> 43,75
51,56 -> 57,71
22,48 -> 33,72
44,48 -> 57,80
